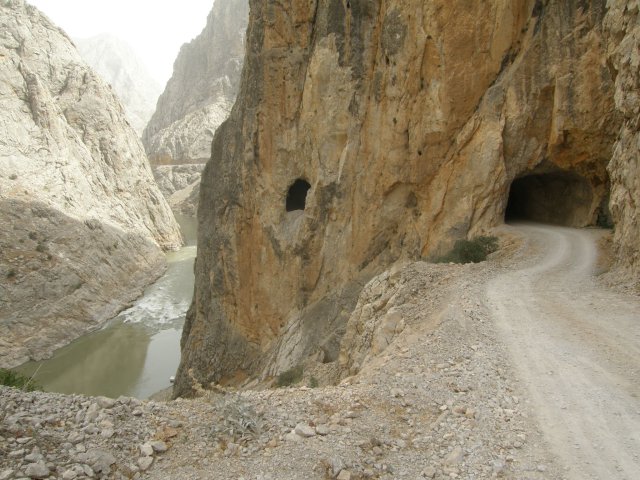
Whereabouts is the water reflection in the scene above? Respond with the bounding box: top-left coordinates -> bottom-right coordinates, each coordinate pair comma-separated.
176,213 -> 198,246
17,323 -> 150,398
16,214 -> 197,399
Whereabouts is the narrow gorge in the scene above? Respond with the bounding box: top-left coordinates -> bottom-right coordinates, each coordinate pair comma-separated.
144,0 -> 248,217
142,0 -> 249,166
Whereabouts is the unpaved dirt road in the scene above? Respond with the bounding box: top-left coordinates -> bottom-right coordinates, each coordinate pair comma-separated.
487,223 -> 640,479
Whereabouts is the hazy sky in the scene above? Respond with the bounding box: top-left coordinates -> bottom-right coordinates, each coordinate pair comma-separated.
28,0 -> 215,86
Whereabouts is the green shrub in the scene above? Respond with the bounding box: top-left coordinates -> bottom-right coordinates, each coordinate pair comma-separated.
433,236 -> 499,264
0,368 -> 40,391
36,242 -> 47,253
7,269 -> 16,279
276,365 -> 303,387
308,376 -> 319,388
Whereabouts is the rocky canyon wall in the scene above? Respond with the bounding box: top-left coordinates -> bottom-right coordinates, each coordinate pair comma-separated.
142,0 -> 249,165
153,164 -> 205,216
0,0 -> 182,367
176,0 -> 626,394
605,0 -> 640,282
75,34 -> 163,135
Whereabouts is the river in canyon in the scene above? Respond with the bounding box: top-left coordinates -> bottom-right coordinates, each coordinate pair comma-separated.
16,215 -> 197,399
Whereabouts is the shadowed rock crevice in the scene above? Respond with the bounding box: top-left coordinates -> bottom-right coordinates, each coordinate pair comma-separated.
286,179 -> 311,212
505,171 -> 598,226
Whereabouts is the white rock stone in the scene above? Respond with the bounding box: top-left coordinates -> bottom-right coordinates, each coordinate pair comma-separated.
85,448 -> 116,474
24,461 -> 49,479
336,470 -> 352,480
96,397 -> 116,409
24,452 -> 44,462
149,440 -> 168,453
85,404 -> 100,423
444,446 -> 464,465
140,443 -> 154,457
284,430 -> 302,443
62,469 -> 78,480
137,456 -> 153,471
421,466 -> 436,478
294,423 -> 316,438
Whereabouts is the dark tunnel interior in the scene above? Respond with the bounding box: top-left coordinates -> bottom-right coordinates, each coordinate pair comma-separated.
505,171 -> 595,226
286,179 -> 311,212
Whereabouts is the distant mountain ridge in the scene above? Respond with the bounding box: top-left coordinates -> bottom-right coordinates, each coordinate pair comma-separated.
142,0 -> 249,165
75,33 -> 162,135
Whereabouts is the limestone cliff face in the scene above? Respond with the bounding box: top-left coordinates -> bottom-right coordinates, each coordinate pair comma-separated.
0,0 -> 182,367
142,0 -> 249,165
605,0 -> 640,282
75,34 -> 162,135
153,164 -> 205,216
176,0 -> 623,394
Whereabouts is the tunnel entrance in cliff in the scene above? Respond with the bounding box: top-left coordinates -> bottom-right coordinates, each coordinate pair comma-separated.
505,170 -> 597,226
286,179 -> 311,212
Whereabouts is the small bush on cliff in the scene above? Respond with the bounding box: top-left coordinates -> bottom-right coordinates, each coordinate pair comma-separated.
0,368 -> 40,391
433,236 -> 499,264
210,396 -> 262,445
276,365 -> 304,387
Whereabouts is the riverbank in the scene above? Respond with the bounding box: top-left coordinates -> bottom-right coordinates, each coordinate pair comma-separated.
12,215 -> 197,400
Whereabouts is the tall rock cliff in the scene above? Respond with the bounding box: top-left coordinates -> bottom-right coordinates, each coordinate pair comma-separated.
75,34 -> 163,135
0,0 -> 182,367
142,0 -> 249,165
605,0 -> 640,282
176,0 -> 635,394
153,164 -> 206,216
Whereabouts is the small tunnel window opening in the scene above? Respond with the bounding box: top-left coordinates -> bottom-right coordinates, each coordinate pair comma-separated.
505,171 -> 596,227
286,179 -> 311,212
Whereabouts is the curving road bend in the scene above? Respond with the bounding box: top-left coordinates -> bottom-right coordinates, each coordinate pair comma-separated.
487,223 -> 640,480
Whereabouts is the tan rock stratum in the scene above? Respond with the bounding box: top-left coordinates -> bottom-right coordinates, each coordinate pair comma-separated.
605,0 -> 640,281
0,0 -> 182,367
174,0 -> 637,395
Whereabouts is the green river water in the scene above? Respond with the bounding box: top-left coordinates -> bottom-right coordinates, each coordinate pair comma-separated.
16,215 -> 197,399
